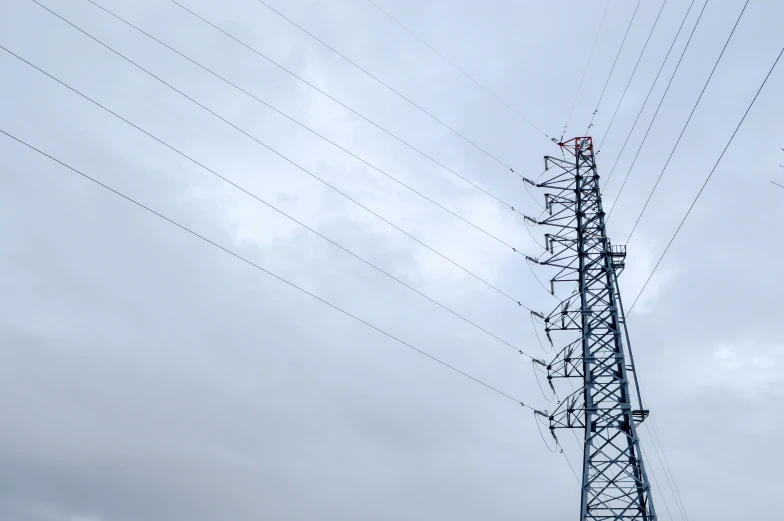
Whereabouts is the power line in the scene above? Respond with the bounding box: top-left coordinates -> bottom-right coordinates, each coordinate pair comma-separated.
621,0 -> 750,239
560,447 -> 581,485
584,0 -> 642,136
631,379 -> 690,519
85,0 -> 527,258
629,45 -> 783,313
0,44 -> 542,363
363,0 -> 550,139
239,0 -> 519,171
644,423 -> 689,520
628,389 -> 674,518
169,2 -> 529,209
633,384 -> 688,519
648,418 -> 690,520
603,0 -> 709,214
639,376 -> 689,521
601,0 -> 698,191
0,127 -> 535,408
561,0 -> 612,140
29,0 -> 536,312
598,0 -> 670,152
640,445 -> 675,521
94,1 -> 523,217
771,180 -> 784,190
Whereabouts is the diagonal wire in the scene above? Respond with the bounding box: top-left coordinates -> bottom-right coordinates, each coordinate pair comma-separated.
601,0 -> 697,191
1,127 -> 535,408
620,0 -> 751,237
644,423 -> 688,520
584,0 -> 642,136
648,418 -> 690,520
561,0 -> 612,141
241,0 -> 520,170
604,0 -> 709,217
629,45 -> 782,312
364,0 -> 549,139
0,44 -> 541,362
28,0 -> 536,312
164,0 -> 527,209
771,180 -> 784,189
86,0 -> 527,257
598,0 -> 670,152
560,446 -> 581,485
640,445 -> 675,521
634,379 -> 690,519
110,0 -> 522,215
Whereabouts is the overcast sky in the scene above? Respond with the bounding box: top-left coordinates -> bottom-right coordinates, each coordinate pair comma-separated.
1,0 -> 782,520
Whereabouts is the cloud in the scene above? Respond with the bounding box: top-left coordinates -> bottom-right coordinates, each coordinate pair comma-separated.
1,0 -> 783,520
697,342 -> 784,397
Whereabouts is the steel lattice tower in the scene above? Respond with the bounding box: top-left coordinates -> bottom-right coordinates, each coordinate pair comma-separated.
525,137 -> 656,520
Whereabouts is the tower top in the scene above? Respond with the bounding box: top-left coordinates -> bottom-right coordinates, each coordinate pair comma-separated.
557,136 -> 594,157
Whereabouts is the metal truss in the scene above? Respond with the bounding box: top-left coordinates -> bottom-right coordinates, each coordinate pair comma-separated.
525,137 -> 656,520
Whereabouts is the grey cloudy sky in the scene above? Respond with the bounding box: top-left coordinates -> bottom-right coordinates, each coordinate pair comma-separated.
0,0 -> 782,519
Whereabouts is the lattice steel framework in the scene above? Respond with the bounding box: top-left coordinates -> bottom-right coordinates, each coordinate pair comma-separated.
525,137 -> 656,520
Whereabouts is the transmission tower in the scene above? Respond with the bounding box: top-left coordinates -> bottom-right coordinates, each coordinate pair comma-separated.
525,137 -> 656,520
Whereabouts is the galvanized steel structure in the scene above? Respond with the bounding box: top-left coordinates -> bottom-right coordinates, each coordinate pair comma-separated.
525,137 -> 656,520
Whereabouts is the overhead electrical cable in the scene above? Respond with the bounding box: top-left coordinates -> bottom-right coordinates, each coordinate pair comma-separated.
78,0 -> 521,217
648,418 -> 691,520
583,0 -> 642,136
631,379 -> 690,519
560,448 -> 581,485
363,0 -> 549,139
640,445 -> 675,521
0,45 -> 542,362
771,180 -> 784,190
598,0 -> 670,152
629,45 -> 782,313
28,0 -> 537,312
221,0 -> 520,171
618,0 -> 751,234
601,0 -> 698,190
644,423 -> 689,520
86,0 -> 527,257
603,0 -> 709,211
561,0 -> 612,140
0,128 -> 538,408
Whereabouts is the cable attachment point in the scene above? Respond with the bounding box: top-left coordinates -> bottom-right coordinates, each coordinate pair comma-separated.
522,177 -> 538,187
524,215 -> 539,225
531,310 -> 545,320
533,358 -> 547,368
525,255 -> 540,264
